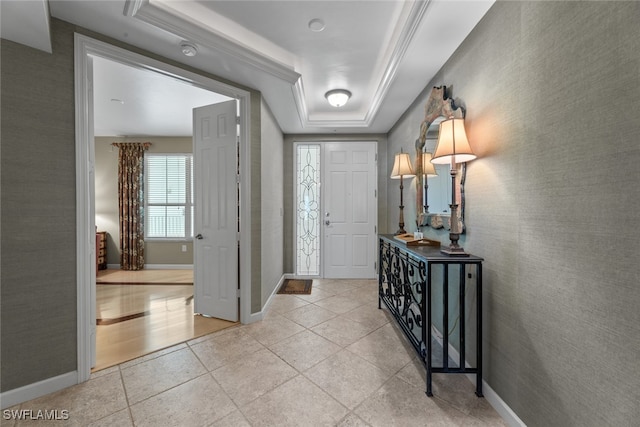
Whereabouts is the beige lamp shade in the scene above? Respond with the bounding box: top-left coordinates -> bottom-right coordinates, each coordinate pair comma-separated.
431,118 -> 477,164
421,152 -> 438,176
390,152 -> 415,179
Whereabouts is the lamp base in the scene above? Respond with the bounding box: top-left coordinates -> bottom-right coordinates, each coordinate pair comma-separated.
440,245 -> 470,257
395,228 -> 407,235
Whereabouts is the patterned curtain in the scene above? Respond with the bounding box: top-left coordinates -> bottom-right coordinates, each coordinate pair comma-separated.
114,143 -> 149,270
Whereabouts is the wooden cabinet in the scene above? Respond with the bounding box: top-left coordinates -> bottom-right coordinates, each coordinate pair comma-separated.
96,231 -> 107,270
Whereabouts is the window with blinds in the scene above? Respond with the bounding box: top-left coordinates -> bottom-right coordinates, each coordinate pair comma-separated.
144,154 -> 193,239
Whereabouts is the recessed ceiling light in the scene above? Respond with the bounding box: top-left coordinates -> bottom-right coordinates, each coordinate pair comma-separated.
180,41 -> 198,57
308,18 -> 325,32
325,89 -> 351,107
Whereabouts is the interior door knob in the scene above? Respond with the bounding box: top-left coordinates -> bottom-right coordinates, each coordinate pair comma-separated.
325,220 -> 330,226
195,233 -> 204,240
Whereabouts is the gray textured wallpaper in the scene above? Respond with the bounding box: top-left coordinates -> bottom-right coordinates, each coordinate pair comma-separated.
387,2 -> 640,425
1,20 -> 77,391
260,100 -> 285,306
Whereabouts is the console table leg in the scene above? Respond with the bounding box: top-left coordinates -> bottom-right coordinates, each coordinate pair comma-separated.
475,263 -> 484,397
426,264 -> 433,397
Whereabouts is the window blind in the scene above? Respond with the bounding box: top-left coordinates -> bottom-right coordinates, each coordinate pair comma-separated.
145,154 -> 193,239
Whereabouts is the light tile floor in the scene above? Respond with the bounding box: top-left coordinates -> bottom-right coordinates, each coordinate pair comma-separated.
6,279 -> 507,426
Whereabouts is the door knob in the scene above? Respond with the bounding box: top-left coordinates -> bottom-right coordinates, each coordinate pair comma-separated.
195,233 -> 204,240
325,220 -> 330,226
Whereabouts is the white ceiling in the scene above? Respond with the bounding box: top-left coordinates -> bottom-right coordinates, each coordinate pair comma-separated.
2,0 -> 495,136
92,56 -> 232,136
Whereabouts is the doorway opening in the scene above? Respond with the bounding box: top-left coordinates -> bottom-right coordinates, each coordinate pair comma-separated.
90,56 -> 240,369
75,34 -> 252,382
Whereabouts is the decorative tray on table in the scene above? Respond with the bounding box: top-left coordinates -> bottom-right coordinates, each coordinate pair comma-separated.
393,233 -> 440,247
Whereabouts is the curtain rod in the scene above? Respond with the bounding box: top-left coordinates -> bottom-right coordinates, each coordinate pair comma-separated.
111,142 -> 152,149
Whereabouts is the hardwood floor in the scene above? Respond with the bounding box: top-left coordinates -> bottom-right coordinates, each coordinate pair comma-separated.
94,269 -> 237,372
97,268 -> 193,284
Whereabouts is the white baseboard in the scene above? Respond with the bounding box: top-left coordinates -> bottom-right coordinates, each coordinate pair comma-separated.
481,381 -> 526,427
240,274 -> 288,324
260,274 -> 287,317
246,310 -> 263,324
144,264 -> 193,270
0,371 -> 78,410
431,327 -> 526,427
105,264 -> 193,270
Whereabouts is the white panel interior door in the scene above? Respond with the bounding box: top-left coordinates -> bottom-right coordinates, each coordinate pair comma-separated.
323,142 -> 377,279
193,100 -> 238,321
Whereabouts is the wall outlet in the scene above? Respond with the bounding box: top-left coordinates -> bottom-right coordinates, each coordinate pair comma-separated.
181,244 -> 187,252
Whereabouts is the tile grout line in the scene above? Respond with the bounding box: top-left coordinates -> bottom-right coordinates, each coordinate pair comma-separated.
187,330 -> 260,426
117,364 -> 136,425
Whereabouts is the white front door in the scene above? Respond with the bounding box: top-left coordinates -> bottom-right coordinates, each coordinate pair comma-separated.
193,100 -> 238,321
323,142 -> 377,279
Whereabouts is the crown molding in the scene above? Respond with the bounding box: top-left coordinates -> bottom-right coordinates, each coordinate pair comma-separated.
290,79 -> 309,129
292,0 -> 432,129
365,0 -> 432,124
125,0 -> 301,84
124,0 -> 430,130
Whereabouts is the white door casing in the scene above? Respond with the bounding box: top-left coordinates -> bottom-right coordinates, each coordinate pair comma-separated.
193,100 -> 239,321
87,55 -> 97,368
323,142 -> 377,279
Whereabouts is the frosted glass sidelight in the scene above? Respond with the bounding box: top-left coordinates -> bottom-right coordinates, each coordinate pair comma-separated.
296,145 -> 321,275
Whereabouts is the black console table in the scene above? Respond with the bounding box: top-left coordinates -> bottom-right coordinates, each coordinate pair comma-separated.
378,234 -> 484,397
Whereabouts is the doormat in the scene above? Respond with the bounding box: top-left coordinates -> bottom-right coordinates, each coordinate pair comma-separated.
277,279 -> 313,295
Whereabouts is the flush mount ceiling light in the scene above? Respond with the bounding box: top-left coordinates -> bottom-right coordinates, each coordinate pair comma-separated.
308,18 -> 325,32
325,89 -> 351,107
179,41 -> 198,57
